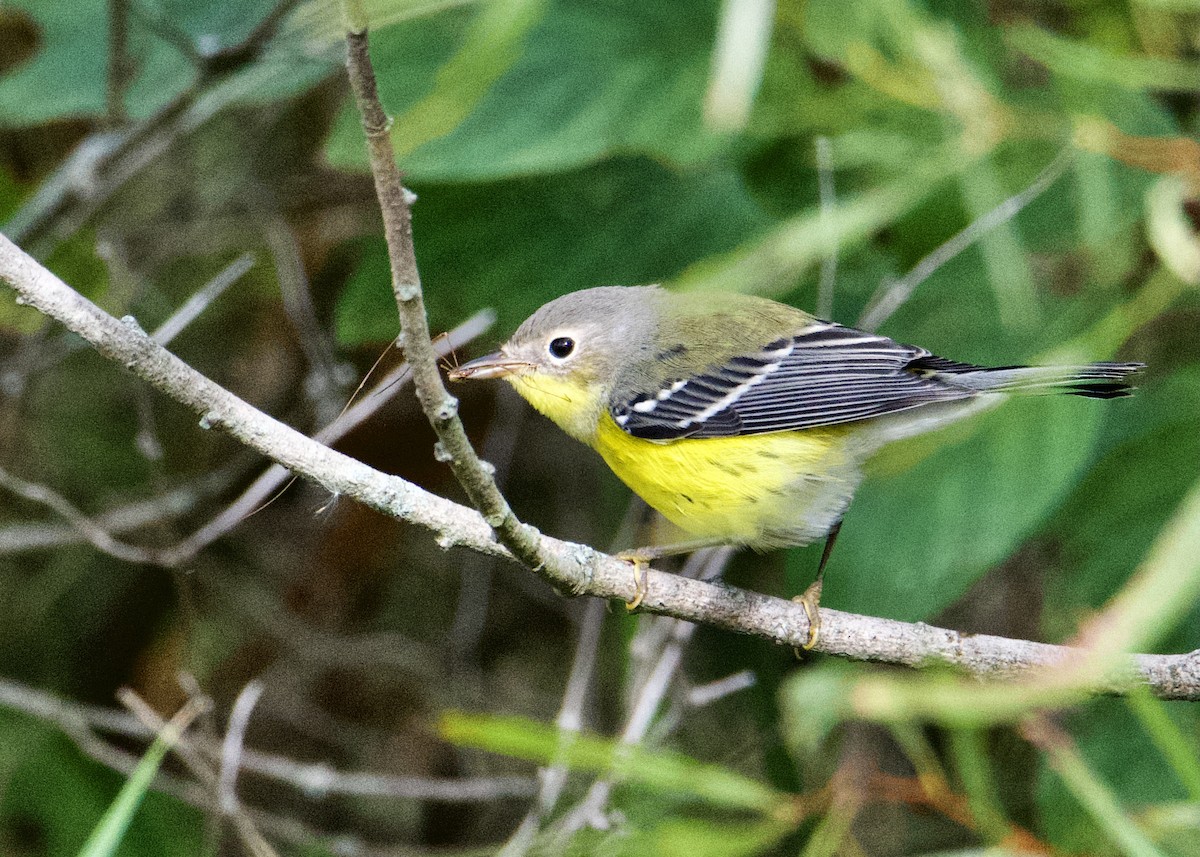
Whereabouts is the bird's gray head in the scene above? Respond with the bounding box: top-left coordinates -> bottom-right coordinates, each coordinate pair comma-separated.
450,286 -> 663,389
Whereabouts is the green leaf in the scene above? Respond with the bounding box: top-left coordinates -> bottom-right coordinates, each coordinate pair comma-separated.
335,155 -> 775,343
1007,24 -> 1200,92
326,0 -> 729,181
76,706 -> 196,857
328,0 -> 549,168
0,718 -> 202,857
654,817 -> 793,857
1045,365 -> 1200,637
440,711 -> 786,813
800,391 -> 1110,622
674,147 -> 969,300
0,0 -> 331,126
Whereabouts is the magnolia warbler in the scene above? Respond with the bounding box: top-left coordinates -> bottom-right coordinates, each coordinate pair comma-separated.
448,286 -> 1141,642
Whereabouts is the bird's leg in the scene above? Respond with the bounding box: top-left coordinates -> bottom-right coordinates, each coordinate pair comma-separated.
618,538 -> 731,611
793,519 -> 842,651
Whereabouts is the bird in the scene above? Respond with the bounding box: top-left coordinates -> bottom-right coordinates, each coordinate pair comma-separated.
447,285 -> 1141,645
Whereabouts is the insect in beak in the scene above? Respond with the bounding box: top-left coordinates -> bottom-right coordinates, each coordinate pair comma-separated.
446,352 -> 530,381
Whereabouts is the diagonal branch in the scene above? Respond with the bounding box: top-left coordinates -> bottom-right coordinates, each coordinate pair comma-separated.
4,232 -> 1200,702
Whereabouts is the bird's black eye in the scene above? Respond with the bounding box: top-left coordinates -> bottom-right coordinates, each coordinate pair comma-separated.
548,337 -> 575,359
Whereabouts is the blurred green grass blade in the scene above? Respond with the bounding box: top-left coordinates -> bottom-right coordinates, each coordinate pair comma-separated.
657,817 -> 794,857
326,0 -> 548,168
440,711 -> 785,813
75,705 -> 198,857
1125,690 -> 1200,802
1007,25 -> 1200,92
325,0 -> 728,181
799,807 -> 855,857
947,727 -> 1010,842
787,473 -> 1200,727
287,0 -> 474,46
390,0 -> 548,157
676,147 -> 970,298
1038,727 -> 1169,857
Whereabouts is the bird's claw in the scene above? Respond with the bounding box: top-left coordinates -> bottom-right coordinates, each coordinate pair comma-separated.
618,550 -> 652,611
792,577 -> 823,653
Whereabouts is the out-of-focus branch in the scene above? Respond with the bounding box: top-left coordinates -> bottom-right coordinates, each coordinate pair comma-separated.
4,233 -> 1200,701
5,0 -> 306,257
157,307 -> 494,566
0,464 -> 162,564
0,675 -> 537,803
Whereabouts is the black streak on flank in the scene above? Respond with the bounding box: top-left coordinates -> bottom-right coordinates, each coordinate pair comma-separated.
656,344 -> 689,361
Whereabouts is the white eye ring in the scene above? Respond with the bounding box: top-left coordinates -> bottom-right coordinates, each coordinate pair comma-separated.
547,336 -> 576,361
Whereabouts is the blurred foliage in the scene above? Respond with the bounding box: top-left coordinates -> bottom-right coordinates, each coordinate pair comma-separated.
3,0 -> 1200,854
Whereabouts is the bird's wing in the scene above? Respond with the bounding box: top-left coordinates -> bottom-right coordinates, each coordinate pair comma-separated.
611,321 -> 982,440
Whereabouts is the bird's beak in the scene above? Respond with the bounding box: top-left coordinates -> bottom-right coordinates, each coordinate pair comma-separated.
447,352 -> 529,381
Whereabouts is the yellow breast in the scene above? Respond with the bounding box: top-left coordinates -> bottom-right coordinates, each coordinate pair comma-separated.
504,371 -> 859,549
593,413 -> 856,548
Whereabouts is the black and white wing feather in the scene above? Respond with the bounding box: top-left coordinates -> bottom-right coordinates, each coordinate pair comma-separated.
611,322 -> 982,440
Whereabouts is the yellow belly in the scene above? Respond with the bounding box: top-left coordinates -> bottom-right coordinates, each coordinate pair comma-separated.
593,413 -> 857,548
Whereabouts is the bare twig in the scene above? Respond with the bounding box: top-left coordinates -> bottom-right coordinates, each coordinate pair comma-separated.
0,675 -> 538,804
260,210 -> 348,424
158,307 -> 494,565
0,469 -> 234,556
219,680 -> 266,815
498,598 -> 608,857
688,670 -> 756,708
815,136 -> 838,320
0,465 -> 162,564
857,147 -> 1075,332
448,388 -> 528,667
555,549 -> 733,837
4,233 -> 1200,700
152,253 -> 255,345
5,0 -> 306,256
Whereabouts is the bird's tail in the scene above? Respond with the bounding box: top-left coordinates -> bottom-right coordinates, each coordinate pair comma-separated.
933,360 -> 1144,399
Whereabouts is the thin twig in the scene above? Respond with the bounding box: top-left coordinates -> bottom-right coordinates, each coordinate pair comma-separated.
260,209 -> 347,424
857,148 -> 1075,332
816,136 -> 838,320
219,680 -> 266,815
152,253 -> 255,346
0,468 -> 233,556
340,9 -> 547,574
498,598 -> 607,857
5,0 -> 305,256
0,675 -> 537,802
499,500 -> 649,856
158,307 -> 494,565
119,689 -> 280,857
688,670 -> 756,708
557,549 -> 734,836
0,465 -> 162,564
448,387 -> 528,667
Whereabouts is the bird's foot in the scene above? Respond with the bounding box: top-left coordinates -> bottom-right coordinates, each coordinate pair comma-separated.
792,577 -> 823,652
617,549 -> 654,611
